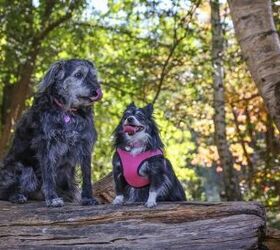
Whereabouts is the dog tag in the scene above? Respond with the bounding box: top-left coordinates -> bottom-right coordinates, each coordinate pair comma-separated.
63,114 -> 71,123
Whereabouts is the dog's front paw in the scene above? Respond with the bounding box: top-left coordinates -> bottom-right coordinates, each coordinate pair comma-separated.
112,195 -> 124,206
81,197 -> 99,206
9,194 -> 27,204
46,197 -> 64,207
145,200 -> 157,208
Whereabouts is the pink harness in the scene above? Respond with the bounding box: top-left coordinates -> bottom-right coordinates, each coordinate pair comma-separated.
117,148 -> 163,188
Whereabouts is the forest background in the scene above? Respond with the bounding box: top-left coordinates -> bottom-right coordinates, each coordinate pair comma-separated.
0,0 -> 279,228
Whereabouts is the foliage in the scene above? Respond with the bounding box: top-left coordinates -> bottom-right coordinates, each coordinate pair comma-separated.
0,0 -> 279,226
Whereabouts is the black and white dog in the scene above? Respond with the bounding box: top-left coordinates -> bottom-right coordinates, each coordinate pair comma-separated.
112,103 -> 186,208
0,59 -> 102,207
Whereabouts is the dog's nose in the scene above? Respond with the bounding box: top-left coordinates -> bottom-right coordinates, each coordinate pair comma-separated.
127,116 -> 134,123
92,90 -> 97,97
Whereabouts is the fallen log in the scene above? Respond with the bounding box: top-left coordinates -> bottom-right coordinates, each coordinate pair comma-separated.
0,201 -> 266,249
264,227 -> 280,250
93,172 -> 114,204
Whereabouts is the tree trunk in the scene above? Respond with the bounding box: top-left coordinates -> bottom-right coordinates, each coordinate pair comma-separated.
211,0 -> 241,201
0,83 -> 13,130
228,0 -> 280,132
0,48 -> 38,158
0,201 -> 267,249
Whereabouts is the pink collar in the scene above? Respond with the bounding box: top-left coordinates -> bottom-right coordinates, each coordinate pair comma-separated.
117,148 -> 163,188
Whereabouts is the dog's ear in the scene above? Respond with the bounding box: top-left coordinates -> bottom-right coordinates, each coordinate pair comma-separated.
85,60 -> 94,68
143,103 -> 153,117
127,102 -> 136,110
38,61 -> 65,92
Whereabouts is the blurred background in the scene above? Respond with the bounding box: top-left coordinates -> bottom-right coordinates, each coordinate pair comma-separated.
0,0 -> 279,228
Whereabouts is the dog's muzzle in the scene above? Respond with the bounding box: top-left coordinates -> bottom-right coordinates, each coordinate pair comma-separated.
90,88 -> 103,102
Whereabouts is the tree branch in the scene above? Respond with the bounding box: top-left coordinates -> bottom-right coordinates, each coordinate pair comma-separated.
36,0 -> 79,42
151,0 -> 201,105
74,22 -> 171,49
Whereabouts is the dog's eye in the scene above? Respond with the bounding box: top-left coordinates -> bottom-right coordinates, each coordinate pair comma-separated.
74,72 -> 83,79
136,112 -> 145,119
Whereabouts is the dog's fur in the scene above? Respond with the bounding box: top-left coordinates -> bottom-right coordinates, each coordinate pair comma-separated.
112,103 -> 186,208
0,59 -> 101,207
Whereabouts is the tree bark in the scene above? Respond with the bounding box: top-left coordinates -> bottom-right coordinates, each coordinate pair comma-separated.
211,0 -> 241,201
228,0 -> 280,132
0,48 -> 39,157
93,172 -> 115,204
0,83 -> 13,129
0,201 -> 267,249
265,227 -> 280,250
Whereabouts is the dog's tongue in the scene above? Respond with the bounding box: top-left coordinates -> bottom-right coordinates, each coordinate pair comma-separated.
90,88 -> 103,102
123,125 -> 137,134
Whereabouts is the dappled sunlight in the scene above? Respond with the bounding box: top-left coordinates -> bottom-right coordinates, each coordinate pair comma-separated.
0,0 -> 279,231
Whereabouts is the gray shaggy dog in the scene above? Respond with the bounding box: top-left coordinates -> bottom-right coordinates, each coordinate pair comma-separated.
0,59 -> 102,207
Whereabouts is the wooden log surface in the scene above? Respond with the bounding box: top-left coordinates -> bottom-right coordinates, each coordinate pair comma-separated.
92,172 -> 114,204
0,201 -> 267,249
264,227 -> 280,250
